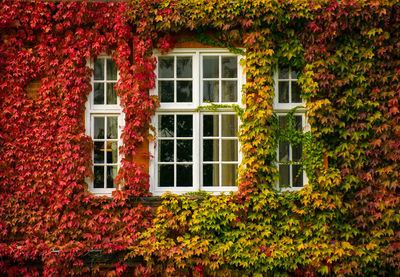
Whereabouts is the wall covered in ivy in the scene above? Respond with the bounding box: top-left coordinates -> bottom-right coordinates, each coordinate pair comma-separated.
0,0 -> 399,276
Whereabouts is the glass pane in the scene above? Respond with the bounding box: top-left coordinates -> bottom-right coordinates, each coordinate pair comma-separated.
159,140 -> 174,162
291,70 -> 298,79
293,165 -> 303,187
159,115 -> 174,137
291,82 -> 302,103
107,117 -> 118,139
106,59 -> 117,80
203,164 -> 219,187
94,83 -> 104,104
94,142 -> 104,164
203,139 -> 219,161
279,68 -> 289,79
177,115 -> 192,137
221,115 -> 237,137
203,81 -> 219,102
107,141 -> 118,163
177,165 -> 193,187
177,57 -> 192,78
292,143 -> 302,162
94,166 -> 104,188
177,140 -> 192,162
279,165 -> 290,186
106,166 -> 117,188
203,56 -> 219,78
94,117 -> 105,139
159,81 -> 174,103
279,116 -> 287,130
203,115 -> 219,137
221,140 -> 238,161
294,116 -> 302,131
94,59 -> 104,80
177,81 -> 192,102
221,164 -> 237,186
278,81 -> 289,103
279,141 -> 289,162
107,83 -> 117,104
159,164 -> 174,187
158,81 -> 174,103
221,81 -> 237,102
221,56 -> 237,78
158,57 -> 174,78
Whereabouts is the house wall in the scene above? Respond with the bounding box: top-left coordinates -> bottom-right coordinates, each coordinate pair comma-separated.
1,1 -> 400,276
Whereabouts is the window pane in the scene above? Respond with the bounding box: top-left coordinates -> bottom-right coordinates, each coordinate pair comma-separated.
291,82 -> 302,103
94,117 -> 105,139
94,166 -> 104,188
279,141 -> 289,162
177,140 -> 192,162
203,56 -> 219,78
203,139 -> 219,161
294,116 -> 302,131
177,115 -> 192,137
159,81 -> 174,102
159,165 -> 174,187
159,115 -> 174,137
203,164 -> 219,187
221,80 -> 237,102
106,59 -> 117,80
279,68 -> 289,79
292,143 -> 302,162
221,140 -> 238,161
94,142 -> 104,164
278,81 -> 289,103
107,117 -> 118,139
94,59 -> 104,80
177,165 -> 193,187
221,56 -> 237,78
279,116 -> 287,130
221,164 -> 237,186
203,115 -> 219,137
94,83 -> 104,104
107,141 -> 118,163
158,57 -> 174,78
177,81 -> 192,102
159,140 -> 174,162
292,165 -> 303,187
221,115 -> 238,137
279,165 -> 290,186
107,83 -> 117,104
106,166 -> 117,188
177,57 -> 192,78
291,70 -> 298,79
203,80 -> 219,102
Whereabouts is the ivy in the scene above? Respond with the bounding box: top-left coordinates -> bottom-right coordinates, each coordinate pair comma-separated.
1,0 -> 400,276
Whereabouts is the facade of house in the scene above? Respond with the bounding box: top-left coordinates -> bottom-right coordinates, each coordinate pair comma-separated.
1,1 -> 399,276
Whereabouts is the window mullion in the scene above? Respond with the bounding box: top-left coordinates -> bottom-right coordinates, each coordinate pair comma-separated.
193,112 -> 200,191
174,114 -> 177,187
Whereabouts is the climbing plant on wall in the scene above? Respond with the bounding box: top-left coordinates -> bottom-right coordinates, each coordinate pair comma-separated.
0,0 -> 399,276
0,1 -> 155,275
125,0 -> 400,276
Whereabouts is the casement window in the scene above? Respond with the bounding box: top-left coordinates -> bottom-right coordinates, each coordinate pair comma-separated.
85,56 -> 123,195
273,67 -> 308,189
150,49 -> 245,195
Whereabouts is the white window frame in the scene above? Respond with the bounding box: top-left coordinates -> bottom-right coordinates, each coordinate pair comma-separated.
150,49 -> 245,195
85,55 -> 124,196
273,67 -> 309,191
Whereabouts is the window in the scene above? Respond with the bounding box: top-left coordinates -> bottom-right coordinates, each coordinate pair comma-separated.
85,56 -> 123,195
150,50 -> 245,194
273,67 -> 307,189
